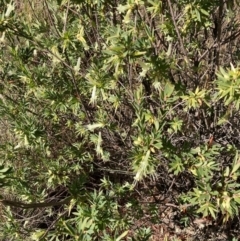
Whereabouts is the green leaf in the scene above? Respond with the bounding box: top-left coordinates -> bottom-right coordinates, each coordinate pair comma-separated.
96,131 -> 103,157
116,230 -> 129,241
134,150 -> 151,181
234,196 -> 240,204
63,221 -> 76,236
224,166 -> 230,177
86,123 -> 105,132
31,230 -> 45,240
74,57 -> 81,74
133,51 -> 146,57
208,206 -> 217,219
200,8 -> 209,16
5,2 -> 15,17
154,119 -> 159,131
117,4 -> 131,13
231,160 -> 240,175
164,82 -> 175,99
195,9 -> 201,22
123,9 -> 133,24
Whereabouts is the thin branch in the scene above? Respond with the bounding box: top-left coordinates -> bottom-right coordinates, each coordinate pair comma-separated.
40,209 -> 69,240
215,0 -> 224,68
199,41 -> 218,62
26,0 -> 40,21
222,30 -> 240,45
166,0 -> 188,58
43,0 -> 61,38
63,0 -> 70,34
1,196 -> 72,209
63,51 -> 92,123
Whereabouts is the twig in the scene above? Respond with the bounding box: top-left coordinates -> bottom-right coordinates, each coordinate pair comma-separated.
63,0 -> 70,34
166,0 -> 188,58
215,0 -> 224,68
26,0 -> 40,21
40,209 -> 69,240
63,51 -> 92,123
199,41 -> 218,62
1,196 -> 72,209
43,0 -> 61,37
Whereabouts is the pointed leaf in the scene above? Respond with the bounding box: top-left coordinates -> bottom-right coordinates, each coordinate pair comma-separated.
116,230 -> 129,241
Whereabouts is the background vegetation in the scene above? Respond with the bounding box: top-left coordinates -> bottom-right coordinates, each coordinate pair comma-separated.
1,0 -> 240,240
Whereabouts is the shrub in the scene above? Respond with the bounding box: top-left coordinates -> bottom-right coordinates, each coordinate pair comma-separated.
1,0 -> 240,240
